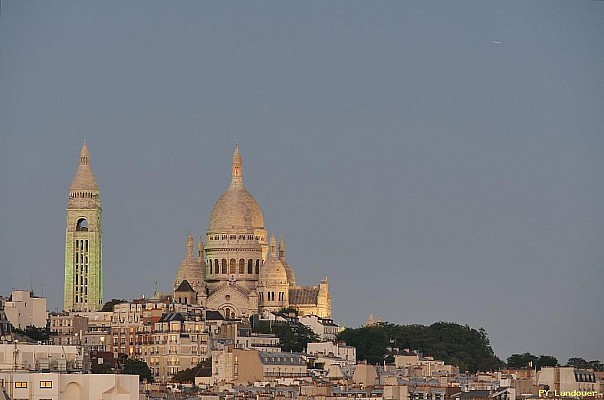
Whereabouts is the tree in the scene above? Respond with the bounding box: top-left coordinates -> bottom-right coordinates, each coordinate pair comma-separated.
171,359 -> 212,383
507,353 -> 538,369
337,321 -> 504,372
13,325 -> 50,342
101,298 -> 127,312
91,362 -> 112,374
567,357 -> 603,372
256,322 -> 319,352
123,358 -> 154,383
537,355 -> 558,369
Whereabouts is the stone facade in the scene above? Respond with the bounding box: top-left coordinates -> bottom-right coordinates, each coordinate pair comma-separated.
174,145 -> 332,319
64,143 -> 103,312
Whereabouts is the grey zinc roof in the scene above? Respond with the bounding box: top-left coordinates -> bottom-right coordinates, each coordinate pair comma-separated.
158,312 -> 185,323
174,279 -> 195,292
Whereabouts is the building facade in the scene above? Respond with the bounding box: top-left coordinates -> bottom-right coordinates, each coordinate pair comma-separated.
3,290 -> 47,330
173,145 -> 332,319
0,371 -> 138,400
63,143 -> 103,312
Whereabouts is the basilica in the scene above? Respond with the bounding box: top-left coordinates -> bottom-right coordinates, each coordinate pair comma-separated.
173,145 -> 331,319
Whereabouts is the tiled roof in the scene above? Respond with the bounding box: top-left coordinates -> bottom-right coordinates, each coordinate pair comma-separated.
289,286 -> 319,305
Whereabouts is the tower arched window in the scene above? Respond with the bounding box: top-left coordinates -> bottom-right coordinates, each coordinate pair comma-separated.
221,259 -> 227,274
239,259 -> 245,274
76,218 -> 88,231
255,259 -> 260,274
248,259 -> 253,274
214,259 -> 219,274
229,258 -> 236,274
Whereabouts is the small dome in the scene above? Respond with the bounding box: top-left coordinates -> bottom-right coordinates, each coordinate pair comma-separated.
260,256 -> 288,284
208,145 -> 264,231
259,235 -> 288,284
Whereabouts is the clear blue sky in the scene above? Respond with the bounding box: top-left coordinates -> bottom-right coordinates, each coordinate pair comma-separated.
1,1 -> 603,363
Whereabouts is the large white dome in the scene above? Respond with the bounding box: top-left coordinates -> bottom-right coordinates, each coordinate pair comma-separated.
208,145 -> 264,231
209,184 -> 264,230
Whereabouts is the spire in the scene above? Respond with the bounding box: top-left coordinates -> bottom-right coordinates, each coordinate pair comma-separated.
197,237 -> 204,259
68,141 -> 99,205
269,234 -> 277,256
80,141 -> 90,165
278,238 -> 285,259
231,143 -> 243,186
187,233 -> 194,256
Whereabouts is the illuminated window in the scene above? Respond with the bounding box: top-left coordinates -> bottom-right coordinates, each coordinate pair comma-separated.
15,382 -> 28,388
40,381 -> 53,388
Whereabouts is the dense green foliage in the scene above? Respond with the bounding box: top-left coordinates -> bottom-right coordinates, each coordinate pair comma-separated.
13,325 -> 50,342
506,353 -> 557,369
171,358 -> 212,383
123,358 -> 154,383
101,298 -> 128,312
91,362 -> 112,374
566,357 -> 604,371
337,322 -> 503,372
255,322 -> 319,352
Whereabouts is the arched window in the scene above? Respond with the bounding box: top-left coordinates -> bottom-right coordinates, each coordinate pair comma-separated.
239,259 -> 245,274
76,218 -> 88,231
221,259 -> 227,274
255,259 -> 260,274
248,259 -> 253,274
214,259 -> 219,274
229,258 -> 236,274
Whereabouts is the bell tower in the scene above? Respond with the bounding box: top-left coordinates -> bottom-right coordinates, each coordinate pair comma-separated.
64,142 -> 103,311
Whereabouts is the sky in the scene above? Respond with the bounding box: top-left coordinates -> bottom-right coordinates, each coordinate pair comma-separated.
1,1 -> 603,364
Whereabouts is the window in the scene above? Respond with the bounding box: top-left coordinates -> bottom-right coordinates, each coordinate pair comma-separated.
239,259 -> 245,274
248,259 -> 253,274
40,381 -> 53,388
255,259 -> 260,274
76,218 -> 88,231
221,259 -> 227,274
15,382 -> 28,388
229,258 -> 236,274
